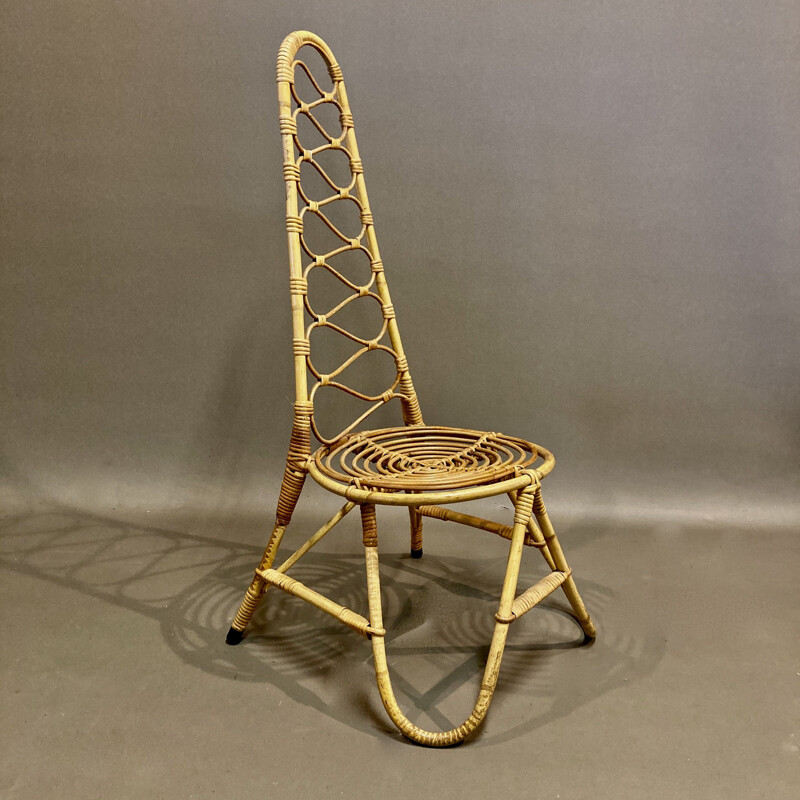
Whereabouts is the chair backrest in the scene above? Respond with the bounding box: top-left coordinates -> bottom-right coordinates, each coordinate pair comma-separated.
277,31 -> 423,446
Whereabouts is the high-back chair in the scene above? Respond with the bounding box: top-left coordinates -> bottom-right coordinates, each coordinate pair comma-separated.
226,30 -> 596,746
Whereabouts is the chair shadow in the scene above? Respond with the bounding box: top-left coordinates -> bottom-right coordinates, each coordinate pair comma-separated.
0,501 -> 664,746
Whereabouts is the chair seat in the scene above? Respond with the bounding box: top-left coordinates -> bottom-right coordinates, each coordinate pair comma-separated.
312,425 -> 547,492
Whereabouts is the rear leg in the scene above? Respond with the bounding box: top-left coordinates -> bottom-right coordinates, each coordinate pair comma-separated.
409,506 -> 423,558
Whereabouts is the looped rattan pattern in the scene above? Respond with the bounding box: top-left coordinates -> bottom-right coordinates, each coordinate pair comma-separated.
314,426 -> 540,491
279,36 -> 423,444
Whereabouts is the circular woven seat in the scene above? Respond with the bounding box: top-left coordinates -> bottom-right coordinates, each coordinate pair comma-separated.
313,425 -> 544,492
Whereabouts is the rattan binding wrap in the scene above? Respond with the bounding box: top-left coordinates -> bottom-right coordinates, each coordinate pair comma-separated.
226,30 -> 597,747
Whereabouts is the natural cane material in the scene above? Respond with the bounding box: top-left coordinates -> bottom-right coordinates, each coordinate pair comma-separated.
225,30 -> 596,746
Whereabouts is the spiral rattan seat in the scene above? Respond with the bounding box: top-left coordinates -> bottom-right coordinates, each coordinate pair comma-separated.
314,426 -> 542,492
226,30 -> 597,748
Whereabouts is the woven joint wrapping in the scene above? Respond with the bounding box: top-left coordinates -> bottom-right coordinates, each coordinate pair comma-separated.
360,504 -> 378,547
276,403 -> 314,524
532,486 -> 546,515
398,374 -> 423,425
514,487 -> 536,525
287,431 -> 311,466
279,116 -> 297,136
401,398 -> 423,426
275,34 -> 301,83
338,607 -> 369,634
283,163 -> 300,181
231,584 -> 265,631
289,276 -> 308,295
276,465 -> 306,525
419,505 -> 448,521
293,338 -> 311,356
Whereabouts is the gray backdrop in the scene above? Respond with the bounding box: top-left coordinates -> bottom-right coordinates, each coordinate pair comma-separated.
2,0 -> 798,524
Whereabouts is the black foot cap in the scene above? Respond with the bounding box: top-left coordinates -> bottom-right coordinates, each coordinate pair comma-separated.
225,627 -> 244,646
410,548 -> 423,559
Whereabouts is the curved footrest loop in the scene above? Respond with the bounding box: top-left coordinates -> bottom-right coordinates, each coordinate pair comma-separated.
363,538 -> 513,746
370,619 -> 511,747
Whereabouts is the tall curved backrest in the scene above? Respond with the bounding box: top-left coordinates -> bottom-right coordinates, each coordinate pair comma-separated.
277,31 -> 423,457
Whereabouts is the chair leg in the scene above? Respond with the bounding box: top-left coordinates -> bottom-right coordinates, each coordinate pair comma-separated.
225,463 -> 307,645
409,506 -> 423,558
532,485 -> 596,639
361,485 -> 536,746
508,489 -> 557,570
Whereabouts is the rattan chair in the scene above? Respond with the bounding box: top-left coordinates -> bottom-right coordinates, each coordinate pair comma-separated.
226,30 -> 596,747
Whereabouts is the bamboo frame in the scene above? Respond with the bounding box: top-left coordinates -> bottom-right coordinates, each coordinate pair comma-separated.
225,30 -> 596,746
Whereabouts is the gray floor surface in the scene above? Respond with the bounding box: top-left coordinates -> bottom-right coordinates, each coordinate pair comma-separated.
1,493 -> 798,799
